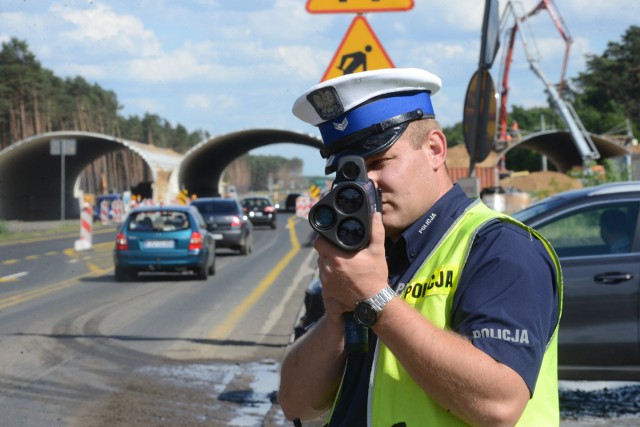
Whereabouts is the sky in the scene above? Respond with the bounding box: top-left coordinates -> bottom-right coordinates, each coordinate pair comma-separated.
0,0 -> 638,176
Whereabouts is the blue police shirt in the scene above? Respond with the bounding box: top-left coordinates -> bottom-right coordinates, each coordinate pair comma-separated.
327,184 -> 559,427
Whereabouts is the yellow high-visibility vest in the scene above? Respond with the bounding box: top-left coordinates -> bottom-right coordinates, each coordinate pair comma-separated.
330,200 -> 563,426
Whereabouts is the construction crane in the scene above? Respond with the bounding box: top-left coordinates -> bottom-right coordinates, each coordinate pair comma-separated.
497,0 -> 600,162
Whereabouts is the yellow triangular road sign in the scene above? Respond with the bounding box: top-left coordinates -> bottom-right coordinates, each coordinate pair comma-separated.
307,0 -> 414,13
321,16 -> 394,82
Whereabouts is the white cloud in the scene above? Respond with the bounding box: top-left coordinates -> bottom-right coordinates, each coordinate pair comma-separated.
0,12 -> 39,37
416,0 -> 485,32
210,94 -> 238,111
127,50 -> 209,83
276,45 -> 331,80
52,3 -> 161,57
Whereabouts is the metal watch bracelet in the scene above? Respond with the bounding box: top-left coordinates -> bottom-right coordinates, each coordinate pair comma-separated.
365,286 -> 396,311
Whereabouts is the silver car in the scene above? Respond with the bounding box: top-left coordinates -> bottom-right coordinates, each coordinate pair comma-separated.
513,181 -> 640,380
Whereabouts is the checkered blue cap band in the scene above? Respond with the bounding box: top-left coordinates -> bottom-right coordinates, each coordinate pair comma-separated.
317,91 -> 434,148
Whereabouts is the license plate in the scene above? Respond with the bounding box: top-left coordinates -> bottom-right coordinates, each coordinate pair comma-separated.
212,234 -> 223,240
143,240 -> 174,249
254,212 -> 263,216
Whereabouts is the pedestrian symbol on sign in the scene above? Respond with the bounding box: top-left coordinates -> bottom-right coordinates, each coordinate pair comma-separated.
337,45 -> 372,74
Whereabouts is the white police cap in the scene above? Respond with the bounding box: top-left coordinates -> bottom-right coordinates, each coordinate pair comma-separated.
292,68 -> 442,174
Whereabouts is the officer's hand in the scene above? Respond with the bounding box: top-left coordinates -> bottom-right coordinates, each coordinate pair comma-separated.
315,212 -> 388,324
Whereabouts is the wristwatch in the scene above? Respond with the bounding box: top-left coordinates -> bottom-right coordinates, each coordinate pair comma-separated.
354,286 -> 396,327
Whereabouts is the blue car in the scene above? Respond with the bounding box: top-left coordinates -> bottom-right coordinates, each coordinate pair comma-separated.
113,205 -> 216,281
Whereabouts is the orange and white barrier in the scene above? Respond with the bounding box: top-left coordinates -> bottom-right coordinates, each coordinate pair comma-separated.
74,203 -> 93,251
111,200 -> 124,223
295,194 -> 311,219
100,200 -> 110,225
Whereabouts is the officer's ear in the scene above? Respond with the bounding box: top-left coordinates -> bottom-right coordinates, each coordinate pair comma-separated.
424,128 -> 447,170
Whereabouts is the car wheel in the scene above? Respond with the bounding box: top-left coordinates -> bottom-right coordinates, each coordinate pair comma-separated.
240,234 -> 253,255
270,221 -> 276,229
208,256 -> 216,275
115,266 -> 130,282
240,242 -> 249,255
196,265 -> 208,281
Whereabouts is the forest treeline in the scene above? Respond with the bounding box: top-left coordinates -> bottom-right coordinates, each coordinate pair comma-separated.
1,26 -> 638,185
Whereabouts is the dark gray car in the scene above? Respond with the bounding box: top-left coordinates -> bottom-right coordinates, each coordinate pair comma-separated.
512,181 -> 640,380
191,197 -> 253,255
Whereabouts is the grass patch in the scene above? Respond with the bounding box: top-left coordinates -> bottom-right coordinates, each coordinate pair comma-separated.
0,220 -> 81,242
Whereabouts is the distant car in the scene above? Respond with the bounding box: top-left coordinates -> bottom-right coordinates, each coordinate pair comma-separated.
241,196 -> 277,229
191,197 -> 253,255
113,205 -> 215,281
296,182 -> 640,380
284,193 -> 301,212
93,194 -> 121,221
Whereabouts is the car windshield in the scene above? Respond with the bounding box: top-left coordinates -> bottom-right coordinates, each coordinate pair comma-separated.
511,195 -> 567,223
128,211 -> 189,232
243,198 -> 269,208
192,200 -> 238,214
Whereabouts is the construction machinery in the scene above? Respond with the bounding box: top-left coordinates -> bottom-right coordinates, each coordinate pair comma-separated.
497,0 -> 600,163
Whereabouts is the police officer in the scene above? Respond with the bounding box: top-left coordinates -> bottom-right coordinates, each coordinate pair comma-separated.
278,68 -> 562,427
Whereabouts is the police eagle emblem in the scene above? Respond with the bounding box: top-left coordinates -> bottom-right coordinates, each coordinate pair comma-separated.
307,87 -> 343,121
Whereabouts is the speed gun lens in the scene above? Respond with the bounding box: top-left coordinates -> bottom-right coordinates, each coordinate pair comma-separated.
312,205 -> 336,229
336,187 -> 364,215
337,219 -> 365,247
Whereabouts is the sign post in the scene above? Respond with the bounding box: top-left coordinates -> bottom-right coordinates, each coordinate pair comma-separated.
462,0 -> 500,177
462,69 -> 496,175
50,138 -> 77,222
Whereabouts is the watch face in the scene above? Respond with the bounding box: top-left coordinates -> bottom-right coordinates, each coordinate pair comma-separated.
355,302 -> 378,327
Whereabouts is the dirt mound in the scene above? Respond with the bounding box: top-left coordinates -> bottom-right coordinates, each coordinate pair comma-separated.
501,171 -> 582,197
446,144 -> 498,168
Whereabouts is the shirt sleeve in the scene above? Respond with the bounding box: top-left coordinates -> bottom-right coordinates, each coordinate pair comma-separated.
451,220 -> 559,394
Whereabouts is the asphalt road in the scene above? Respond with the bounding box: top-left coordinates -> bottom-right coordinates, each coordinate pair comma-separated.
0,214 -> 317,426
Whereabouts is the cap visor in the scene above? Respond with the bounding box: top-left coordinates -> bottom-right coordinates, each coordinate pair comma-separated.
324,122 -> 409,174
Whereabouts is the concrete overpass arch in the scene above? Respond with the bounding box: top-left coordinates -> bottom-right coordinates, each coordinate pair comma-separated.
170,128 -> 323,199
0,130 -> 181,221
498,130 -> 629,172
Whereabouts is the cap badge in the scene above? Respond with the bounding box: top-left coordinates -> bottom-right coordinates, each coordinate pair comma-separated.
307,86 -> 343,121
333,117 -> 348,132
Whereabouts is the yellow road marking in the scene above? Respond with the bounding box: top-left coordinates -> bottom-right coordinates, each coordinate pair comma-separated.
64,248 -> 78,258
87,261 -> 109,275
0,241 -> 115,307
25,255 -> 39,260
92,242 -> 114,251
208,216 -> 301,340
0,272 -> 28,283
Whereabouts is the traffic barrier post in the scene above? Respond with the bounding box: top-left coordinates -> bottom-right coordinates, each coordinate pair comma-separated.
100,200 -> 110,225
74,203 -> 93,251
